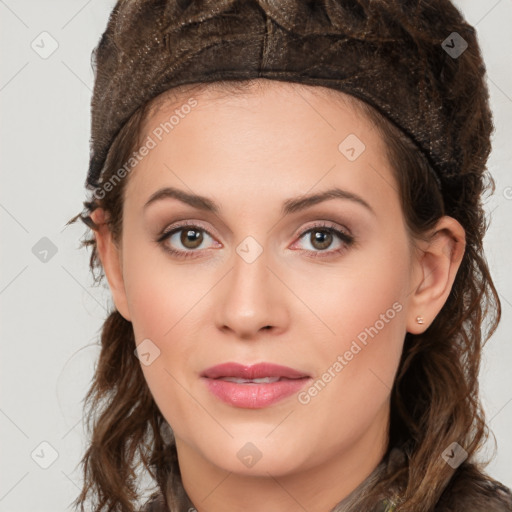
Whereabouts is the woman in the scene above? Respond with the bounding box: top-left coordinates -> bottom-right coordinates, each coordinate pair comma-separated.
68,0 -> 512,511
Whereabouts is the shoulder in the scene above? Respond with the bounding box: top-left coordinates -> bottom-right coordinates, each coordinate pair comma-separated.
434,463 -> 512,512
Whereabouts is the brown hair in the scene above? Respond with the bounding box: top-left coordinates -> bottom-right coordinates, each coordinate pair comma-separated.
67,77 -> 508,512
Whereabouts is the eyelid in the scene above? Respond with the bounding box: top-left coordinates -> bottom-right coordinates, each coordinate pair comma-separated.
158,219 -> 221,241
290,221 -> 355,256
155,222 -> 216,260
292,219 -> 353,240
156,219 -> 355,258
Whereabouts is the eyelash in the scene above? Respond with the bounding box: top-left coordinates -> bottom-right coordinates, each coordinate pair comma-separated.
156,220 -> 355,260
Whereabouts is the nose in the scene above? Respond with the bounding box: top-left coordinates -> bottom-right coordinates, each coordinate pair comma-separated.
215,246 -> 289,340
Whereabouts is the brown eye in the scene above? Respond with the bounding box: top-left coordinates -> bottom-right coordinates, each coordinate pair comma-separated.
180,228 -> 203,249
309,230 -> 333,251
294,222 -> 355,259
157,223 -> 217,259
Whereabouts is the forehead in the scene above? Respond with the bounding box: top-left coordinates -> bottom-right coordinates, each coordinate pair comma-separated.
124,79 -> 399,220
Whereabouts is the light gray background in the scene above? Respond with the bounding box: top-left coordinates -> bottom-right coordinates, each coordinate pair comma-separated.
1,1 -> 511,510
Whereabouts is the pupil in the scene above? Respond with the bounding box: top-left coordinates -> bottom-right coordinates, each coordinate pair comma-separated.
314,230 -> 331,250
182,229 -> 202,248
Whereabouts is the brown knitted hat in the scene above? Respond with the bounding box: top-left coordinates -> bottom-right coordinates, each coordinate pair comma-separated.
86,0 -> 493,194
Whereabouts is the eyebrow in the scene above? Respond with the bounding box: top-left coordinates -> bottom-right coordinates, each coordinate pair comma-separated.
143,186 -> 376,217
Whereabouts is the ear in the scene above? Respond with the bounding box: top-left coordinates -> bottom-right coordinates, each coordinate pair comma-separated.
90,208 -> 132,322
406,216 -> 466,334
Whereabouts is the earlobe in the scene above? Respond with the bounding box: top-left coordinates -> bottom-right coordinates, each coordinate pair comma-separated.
90,208 -> 132,322
406,216 -> 466,334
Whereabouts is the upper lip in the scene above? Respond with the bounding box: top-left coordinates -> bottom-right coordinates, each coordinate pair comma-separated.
201,362 -> 310,380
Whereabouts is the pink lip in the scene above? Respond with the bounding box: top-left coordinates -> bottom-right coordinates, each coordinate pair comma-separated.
201,362 -> 311,409
201,362 -> 309,380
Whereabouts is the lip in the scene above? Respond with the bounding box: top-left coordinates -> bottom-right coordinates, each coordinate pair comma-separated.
201,362 -> 310,380
201,362 -> 311,409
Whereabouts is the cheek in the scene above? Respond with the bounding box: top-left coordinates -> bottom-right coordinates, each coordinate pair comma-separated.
121,232 -> 189,338
310,233 -> 409,342
121,235 -> 212,389
121,242 -> 204,431
305,236 -> 409,398
296,270 -> 406,450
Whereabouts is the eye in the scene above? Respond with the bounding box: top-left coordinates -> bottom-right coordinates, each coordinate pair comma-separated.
157,221 -> 219,259
293,222 -> 355,259
156,220 -> 355,260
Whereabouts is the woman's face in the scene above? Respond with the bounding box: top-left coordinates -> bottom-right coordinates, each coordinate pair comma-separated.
94,81 -> 461,489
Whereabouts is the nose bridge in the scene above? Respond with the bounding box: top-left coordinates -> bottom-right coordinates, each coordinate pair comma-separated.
216,236 -> 284,336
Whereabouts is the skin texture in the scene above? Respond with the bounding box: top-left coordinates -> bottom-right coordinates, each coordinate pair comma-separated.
91,80 -> 466,512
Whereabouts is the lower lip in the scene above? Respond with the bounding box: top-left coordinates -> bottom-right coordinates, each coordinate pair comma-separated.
202,377 -> 311,408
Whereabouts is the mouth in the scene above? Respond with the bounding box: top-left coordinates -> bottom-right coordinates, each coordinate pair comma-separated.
200,362 -> 311,409
201,362 -> 310,380
217,376 -> 288,384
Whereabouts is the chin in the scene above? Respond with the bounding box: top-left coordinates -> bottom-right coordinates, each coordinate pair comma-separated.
189,434 -> 314,478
